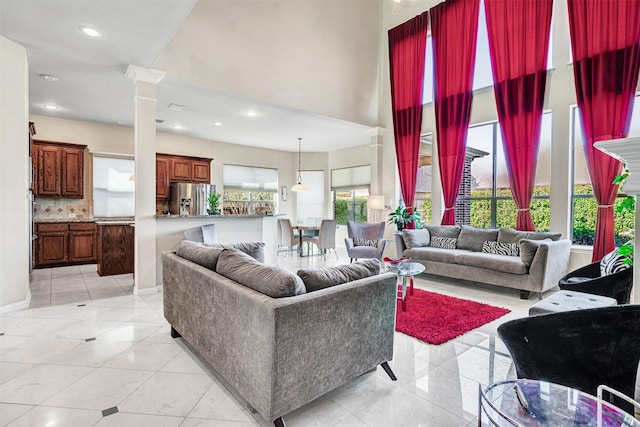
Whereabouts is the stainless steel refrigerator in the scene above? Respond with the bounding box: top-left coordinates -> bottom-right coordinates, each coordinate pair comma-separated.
169,183 -> 217,216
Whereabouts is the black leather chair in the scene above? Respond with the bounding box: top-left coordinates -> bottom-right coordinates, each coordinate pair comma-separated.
558,262 -> 633,304
498,305 -> 640,415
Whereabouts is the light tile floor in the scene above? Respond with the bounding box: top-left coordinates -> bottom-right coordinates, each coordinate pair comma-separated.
0,250 -> 602,426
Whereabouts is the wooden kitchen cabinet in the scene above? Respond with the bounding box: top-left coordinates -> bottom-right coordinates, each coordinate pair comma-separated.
156,153 -> 212,200
156,156 -> 171,200
33,140 -> 86,199
34,222 -> 96,267
97,223 -> 134,276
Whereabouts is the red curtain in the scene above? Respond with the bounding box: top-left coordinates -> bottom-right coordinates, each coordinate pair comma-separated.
568,0 -> 640,261
430,0 -> 480,225
388,12 -> 429,229
485,0 -> 553,231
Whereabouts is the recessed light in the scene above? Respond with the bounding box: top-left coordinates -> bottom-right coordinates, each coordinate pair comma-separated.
116,121 -> 126,125
172,124 -> 183,130
246,111 -> 258,117
169,103 -> 187,111
213,122 -> 223,126
40,74 -> 59,82
43,104 -> 58,110
79,25 -> 102,38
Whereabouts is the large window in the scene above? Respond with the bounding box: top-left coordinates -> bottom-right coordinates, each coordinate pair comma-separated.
295,171 -> 325,222
222,165 -> 277,215
93,155 -> 135,218
571,95 -> 640,245
415,134 -> 433,223
331,165 -> 371,225
423,0 -> 553,105
466,112 -> 552,230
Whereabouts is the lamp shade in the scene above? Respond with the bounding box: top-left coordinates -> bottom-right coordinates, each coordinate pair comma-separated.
368,195 -> 385,210
291,182 -> 307,192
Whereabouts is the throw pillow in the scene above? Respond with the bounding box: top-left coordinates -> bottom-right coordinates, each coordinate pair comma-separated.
457,225 -> 499,252
481,240 -> 519,257
176,240 -> 223,271
430,236 -> 457,249
216,249 -> 306,297
353,237 -> 378,247
402,229 -> 430,249
600,249 -> 631,276
297,259 -> 381,292
519,238 -> 551,267
205,241 -> 265,262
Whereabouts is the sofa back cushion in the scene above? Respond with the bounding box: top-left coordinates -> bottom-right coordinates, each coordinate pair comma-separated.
457,225 -> 499,252
402,229 -> 430,249
424,225 -> 461,239
498,229 -> 562,244
297,259 -> 381,292
519,238 -> 551,266
176,240 -> 223,271
205,241 -> 265,262
216,249 -> 306,297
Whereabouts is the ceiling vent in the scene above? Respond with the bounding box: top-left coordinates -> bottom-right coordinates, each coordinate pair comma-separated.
155,119 -> 165,124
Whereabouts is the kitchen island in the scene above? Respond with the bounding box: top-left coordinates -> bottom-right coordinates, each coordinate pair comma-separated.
155,214 -> 280,287
96,220 -> 135,276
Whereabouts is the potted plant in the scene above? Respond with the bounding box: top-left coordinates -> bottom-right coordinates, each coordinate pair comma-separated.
388,205 -> 422,231
613,167 -> 635,265
207,192 -> 221,215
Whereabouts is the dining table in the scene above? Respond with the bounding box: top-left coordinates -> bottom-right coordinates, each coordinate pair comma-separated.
292,224 -> 320,257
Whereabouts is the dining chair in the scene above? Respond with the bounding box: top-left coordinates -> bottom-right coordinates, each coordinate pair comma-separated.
183,224 -> 218,244
277,218 -> 298,256
307,219 -> 338,260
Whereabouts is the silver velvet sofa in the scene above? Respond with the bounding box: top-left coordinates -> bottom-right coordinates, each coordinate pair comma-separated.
162,241 -> 397,426
395,225 -> 572,299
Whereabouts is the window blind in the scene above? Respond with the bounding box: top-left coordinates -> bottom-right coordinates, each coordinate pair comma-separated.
93,155 -> 135,217
331,165 -> 371,191
223,165 -> 278,192
296,171 -> 325,222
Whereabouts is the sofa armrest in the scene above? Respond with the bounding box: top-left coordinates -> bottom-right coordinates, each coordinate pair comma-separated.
269,272 -> 397,418
377,239 -> 387,253
528,239 -> 572,292
395,232 -> 407,257
344,237 -> 355,251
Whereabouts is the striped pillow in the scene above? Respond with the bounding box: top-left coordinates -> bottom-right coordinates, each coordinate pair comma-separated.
600,249 -> 631,276
481,240 -> 519,257
353,237 -> 378,247
430,236 -> 457,249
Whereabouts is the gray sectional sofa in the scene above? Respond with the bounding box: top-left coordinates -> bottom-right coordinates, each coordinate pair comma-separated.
163,240 -> 397,426
395,225 -> 572,299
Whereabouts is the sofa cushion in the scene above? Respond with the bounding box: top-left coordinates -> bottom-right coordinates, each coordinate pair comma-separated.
353,237 -> 379,247
457,225 -> 499,252
498,228 -> 562,243
297,259 -> 381,292
206,241 -> 265,262
176,240 -> 223,271
424,225 -> 461,239
600,249 -> 631,276
482,241 -> 519,257
216,249 -> 306,297
402,229 -> 430,249
404,247 -> 469,263
430,236 -> 457,249
455,252 -> 528,275
519,238 -> 551,267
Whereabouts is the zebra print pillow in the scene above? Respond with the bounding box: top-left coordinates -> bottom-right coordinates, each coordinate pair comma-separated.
430,236 -> 457,249
481,240 -> 519,257
600,249 -> 631,276
353,237 -> 378,247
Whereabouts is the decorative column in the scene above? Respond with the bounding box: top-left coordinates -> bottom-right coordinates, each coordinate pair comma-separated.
594,137 -> 640,303
125,65 -> 165,294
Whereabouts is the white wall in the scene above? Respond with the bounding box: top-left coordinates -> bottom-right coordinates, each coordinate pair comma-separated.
0,37 -> 30,312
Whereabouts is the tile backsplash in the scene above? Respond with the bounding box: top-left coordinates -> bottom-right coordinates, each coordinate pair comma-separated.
33,198 -> 93,220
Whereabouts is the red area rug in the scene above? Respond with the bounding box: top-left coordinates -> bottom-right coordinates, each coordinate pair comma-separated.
395,289 -> 511,345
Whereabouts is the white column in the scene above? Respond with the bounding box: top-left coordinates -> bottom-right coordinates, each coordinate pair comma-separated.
125,65 -> 165,294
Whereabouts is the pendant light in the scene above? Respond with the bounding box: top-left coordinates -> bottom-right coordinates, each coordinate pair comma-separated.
291,137 -> 307,192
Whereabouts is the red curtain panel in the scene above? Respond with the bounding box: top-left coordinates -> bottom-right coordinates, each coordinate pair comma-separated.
430,0 -> 480,225
388,12 -> 429,229
485,0 -> 553,231
568,0 -> 640,261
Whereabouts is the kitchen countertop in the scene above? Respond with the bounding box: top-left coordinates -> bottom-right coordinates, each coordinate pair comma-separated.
34,218 -> 95,223
155,214 -> 281,219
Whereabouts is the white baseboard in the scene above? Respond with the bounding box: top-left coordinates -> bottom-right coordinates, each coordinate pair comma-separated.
134,285 -> 159,295
0,290 -> 31,314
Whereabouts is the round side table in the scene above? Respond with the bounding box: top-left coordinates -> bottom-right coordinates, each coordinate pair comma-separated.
388,262 -> 425,312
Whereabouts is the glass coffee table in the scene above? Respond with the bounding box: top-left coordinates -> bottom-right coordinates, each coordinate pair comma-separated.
479,379 -> 640,426
387,262 -> 425,312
